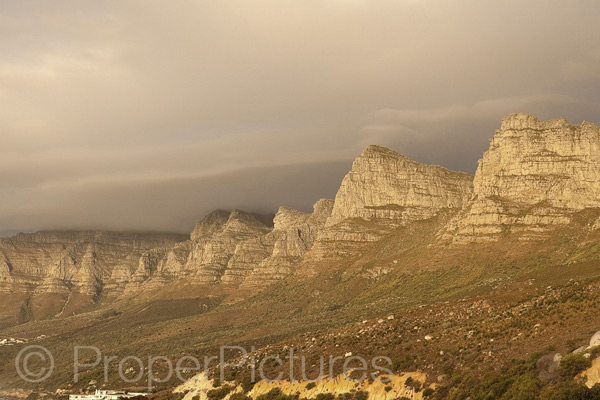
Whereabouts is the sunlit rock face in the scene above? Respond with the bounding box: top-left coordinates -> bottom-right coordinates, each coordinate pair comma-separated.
185,210 -> 274,283
446,113 -> 600,243
327,145 -> 473,227
298,146 -> 473,273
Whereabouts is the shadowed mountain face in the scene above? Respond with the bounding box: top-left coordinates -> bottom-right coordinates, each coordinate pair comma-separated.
0,230 -> 189,294
0,231 -> 188,326
2,114 -> 600,394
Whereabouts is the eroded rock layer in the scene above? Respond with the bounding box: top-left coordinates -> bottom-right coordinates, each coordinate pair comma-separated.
4,113 -> 600,321
128,201 -> 333,291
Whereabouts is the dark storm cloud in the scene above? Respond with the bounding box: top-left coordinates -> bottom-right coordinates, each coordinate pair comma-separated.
1,0 -> 599,233
0,160 -> 352,235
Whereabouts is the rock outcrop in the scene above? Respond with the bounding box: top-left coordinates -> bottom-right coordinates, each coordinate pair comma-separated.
327,145 -> 473,226
186,210 -> 273,283
176,370 -> 431,400
446,113 -> 600,243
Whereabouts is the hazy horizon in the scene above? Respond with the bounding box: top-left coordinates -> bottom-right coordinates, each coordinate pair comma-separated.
2,0 -> 599,233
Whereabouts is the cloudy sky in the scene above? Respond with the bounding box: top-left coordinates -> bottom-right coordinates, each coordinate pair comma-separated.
1,0 -> 599,235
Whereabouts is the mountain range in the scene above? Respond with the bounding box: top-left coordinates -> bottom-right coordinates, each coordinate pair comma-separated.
2,113 -> 600,398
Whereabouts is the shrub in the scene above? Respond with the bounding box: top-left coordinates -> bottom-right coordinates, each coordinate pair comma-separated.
207,385 -> 235,400
392,355 -> 413,372
223,367 -> 238,381
230,394 -> 252,400
239,375 -> 256,393
499,372 -> 539,400
540,381 -> 600,399
315,394 -> 334,400
305,382 -> 317,390
422,388 -> 434,397
558,353 -> 592,379
566,339 -> 582,352
354,391 -> 368,400
404,377 -> 420,391
441,361 -> 454,376
256,388 -> 299,400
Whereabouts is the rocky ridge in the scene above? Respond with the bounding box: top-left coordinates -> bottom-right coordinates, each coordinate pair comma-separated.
121,210 -> 274,288
133,200 -> 335,290
0,203 -> 337,302
238,198 -> 334,288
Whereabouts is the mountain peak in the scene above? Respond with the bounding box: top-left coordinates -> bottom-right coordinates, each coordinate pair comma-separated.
359,144 -> 413,162
447,113 -> 600,243
327,144 -> 473,226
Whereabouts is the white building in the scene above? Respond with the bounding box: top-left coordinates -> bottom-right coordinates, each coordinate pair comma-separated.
69,390 -> 148,400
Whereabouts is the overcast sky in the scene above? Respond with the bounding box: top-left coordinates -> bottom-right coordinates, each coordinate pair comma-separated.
1,0 -> 599,235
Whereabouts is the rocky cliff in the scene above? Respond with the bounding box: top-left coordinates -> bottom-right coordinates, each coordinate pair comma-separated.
327,145 -> 473,226
0,231 -> 187,295
445,113 -> 600,243
124,210 -> 273,288
298,145 -> 474,272
124,201 -> 334,291
0,202 -> 336,310
237,198 -> 334,288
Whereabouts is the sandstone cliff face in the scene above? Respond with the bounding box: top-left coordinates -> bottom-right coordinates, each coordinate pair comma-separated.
0,202 -> 334,305
124,210 -> 273,288
0,253 -> 13,284
129,202 -> 333,290
327,145 -> 473,226
238,198 -> 334,288
0,231 -> 187,294
446,113 -> 600,243
299,146 -> 473,272
186,210 -> 273,283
